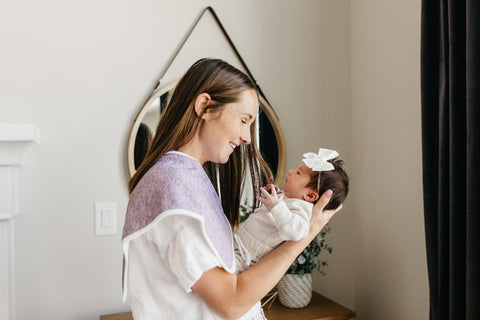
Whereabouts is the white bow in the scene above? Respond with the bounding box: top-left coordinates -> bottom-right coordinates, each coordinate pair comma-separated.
302,148 -> 339,171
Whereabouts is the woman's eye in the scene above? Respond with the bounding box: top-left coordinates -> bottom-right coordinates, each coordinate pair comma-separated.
241,119 -> 247,124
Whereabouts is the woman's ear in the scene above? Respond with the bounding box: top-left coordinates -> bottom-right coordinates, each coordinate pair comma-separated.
194,93 -> 212,118
304,190 -> 320,203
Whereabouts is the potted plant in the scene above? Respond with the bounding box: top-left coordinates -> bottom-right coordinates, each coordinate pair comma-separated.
276,225 -> 333,308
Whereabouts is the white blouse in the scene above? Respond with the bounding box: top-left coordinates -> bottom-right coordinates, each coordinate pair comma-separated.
124,210 -> 264,320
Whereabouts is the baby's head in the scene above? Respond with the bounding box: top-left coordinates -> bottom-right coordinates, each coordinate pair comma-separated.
308,159 -> 349,209
283,149 -> 349,210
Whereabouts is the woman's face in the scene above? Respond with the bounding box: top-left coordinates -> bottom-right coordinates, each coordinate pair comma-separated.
198,88 -> 258,164
283,163 -> 314,200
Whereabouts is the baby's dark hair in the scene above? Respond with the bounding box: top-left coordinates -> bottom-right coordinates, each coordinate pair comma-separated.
307,159 -> 349,210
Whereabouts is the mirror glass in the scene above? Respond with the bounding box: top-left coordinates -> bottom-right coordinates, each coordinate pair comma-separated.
127,80 -> 286,187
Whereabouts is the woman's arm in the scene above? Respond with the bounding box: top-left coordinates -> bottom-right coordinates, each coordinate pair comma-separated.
192,190 -> 341,319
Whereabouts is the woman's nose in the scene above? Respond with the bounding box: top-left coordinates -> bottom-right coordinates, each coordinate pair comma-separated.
240,127 -> 251,145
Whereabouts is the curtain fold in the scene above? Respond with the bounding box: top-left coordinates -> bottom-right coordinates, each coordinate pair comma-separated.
421,1 -> 480,319
466,2 -> 480,319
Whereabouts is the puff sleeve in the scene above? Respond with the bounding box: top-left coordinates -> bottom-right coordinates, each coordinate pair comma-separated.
269,199 -> 312,241
144,211 -> 230,292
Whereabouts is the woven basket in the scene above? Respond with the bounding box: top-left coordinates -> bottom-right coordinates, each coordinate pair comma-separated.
276,273 -> 313,308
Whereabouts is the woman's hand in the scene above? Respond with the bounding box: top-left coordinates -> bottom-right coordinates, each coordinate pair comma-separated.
309,189 -> 342,235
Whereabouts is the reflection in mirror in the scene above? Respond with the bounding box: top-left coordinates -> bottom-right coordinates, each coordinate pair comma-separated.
133,90 -> 170,169
127,81 -> 286,187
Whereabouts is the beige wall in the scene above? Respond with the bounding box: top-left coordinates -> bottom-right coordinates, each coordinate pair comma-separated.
0,0 -> 428,319
350,0 -> 429,319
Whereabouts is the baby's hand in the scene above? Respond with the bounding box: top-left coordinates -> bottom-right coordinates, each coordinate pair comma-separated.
263,178 -> 280,193
256,184 -> 283,212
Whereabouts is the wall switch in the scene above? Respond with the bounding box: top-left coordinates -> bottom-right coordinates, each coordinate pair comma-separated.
95,202 -> 117,236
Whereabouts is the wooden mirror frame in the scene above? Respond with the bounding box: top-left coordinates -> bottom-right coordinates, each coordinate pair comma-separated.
127,81 -> 286,185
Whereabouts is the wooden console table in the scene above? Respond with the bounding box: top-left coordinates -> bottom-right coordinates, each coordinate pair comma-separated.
100,291 -> 355,320
263,291 -> 355,320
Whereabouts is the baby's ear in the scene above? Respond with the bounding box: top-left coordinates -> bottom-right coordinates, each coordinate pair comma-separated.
304,190 -> 319,203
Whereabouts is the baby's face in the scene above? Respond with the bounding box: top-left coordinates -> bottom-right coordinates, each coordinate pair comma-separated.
283,163 -> 315,200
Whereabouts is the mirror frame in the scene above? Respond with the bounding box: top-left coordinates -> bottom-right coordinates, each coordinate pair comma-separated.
127,81 -> 287,184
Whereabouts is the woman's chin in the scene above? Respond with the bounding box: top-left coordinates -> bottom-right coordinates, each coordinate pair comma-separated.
213,155 -> 230,164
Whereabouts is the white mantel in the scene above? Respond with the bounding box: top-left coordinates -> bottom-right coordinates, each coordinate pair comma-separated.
0,123 -> 38,320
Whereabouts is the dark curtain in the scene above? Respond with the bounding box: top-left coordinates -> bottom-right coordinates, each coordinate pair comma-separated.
421,1 -> 480,319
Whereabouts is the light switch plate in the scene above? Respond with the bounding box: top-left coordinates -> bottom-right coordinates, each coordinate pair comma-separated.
95,202 -> 117,236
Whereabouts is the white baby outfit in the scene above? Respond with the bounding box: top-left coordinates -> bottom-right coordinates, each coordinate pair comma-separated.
234,197 -> 312,273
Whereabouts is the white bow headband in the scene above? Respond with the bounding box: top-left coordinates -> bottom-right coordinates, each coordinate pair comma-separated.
302,148 -> 339,171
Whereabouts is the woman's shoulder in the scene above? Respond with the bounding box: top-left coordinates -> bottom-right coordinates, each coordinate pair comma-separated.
130,151 -> 223,221
149,151 -> 202,176
137,152 -> 205,192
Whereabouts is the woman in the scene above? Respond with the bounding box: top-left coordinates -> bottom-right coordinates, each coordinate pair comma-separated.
122,58 -> 341,319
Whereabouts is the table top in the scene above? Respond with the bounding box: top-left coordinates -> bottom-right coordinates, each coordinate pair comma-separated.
100,291 -> 355,320
263,291 -> 355,320
100,312 -> 133,320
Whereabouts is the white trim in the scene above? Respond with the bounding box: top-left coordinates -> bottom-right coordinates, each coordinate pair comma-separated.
0,123 -> 38,320
0,123 -> 37,141
0,212 -> 16,220
0,123 -> 39,166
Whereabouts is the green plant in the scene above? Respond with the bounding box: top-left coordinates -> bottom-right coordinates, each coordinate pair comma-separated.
239,199 -> 254,223
286,224 -> 333,276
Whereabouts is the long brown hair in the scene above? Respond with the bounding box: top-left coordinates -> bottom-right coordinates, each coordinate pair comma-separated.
128,58 -> 272,228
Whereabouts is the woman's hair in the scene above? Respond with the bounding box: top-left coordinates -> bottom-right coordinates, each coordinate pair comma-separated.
307,159 -> 349,210
128,58 -> 272,228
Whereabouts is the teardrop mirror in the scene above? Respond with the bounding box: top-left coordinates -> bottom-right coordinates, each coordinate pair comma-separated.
127,81 -> 286,185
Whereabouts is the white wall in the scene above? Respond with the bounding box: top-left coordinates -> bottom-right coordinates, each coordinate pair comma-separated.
350,0 -> 429,319
0,0 -> 428,319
